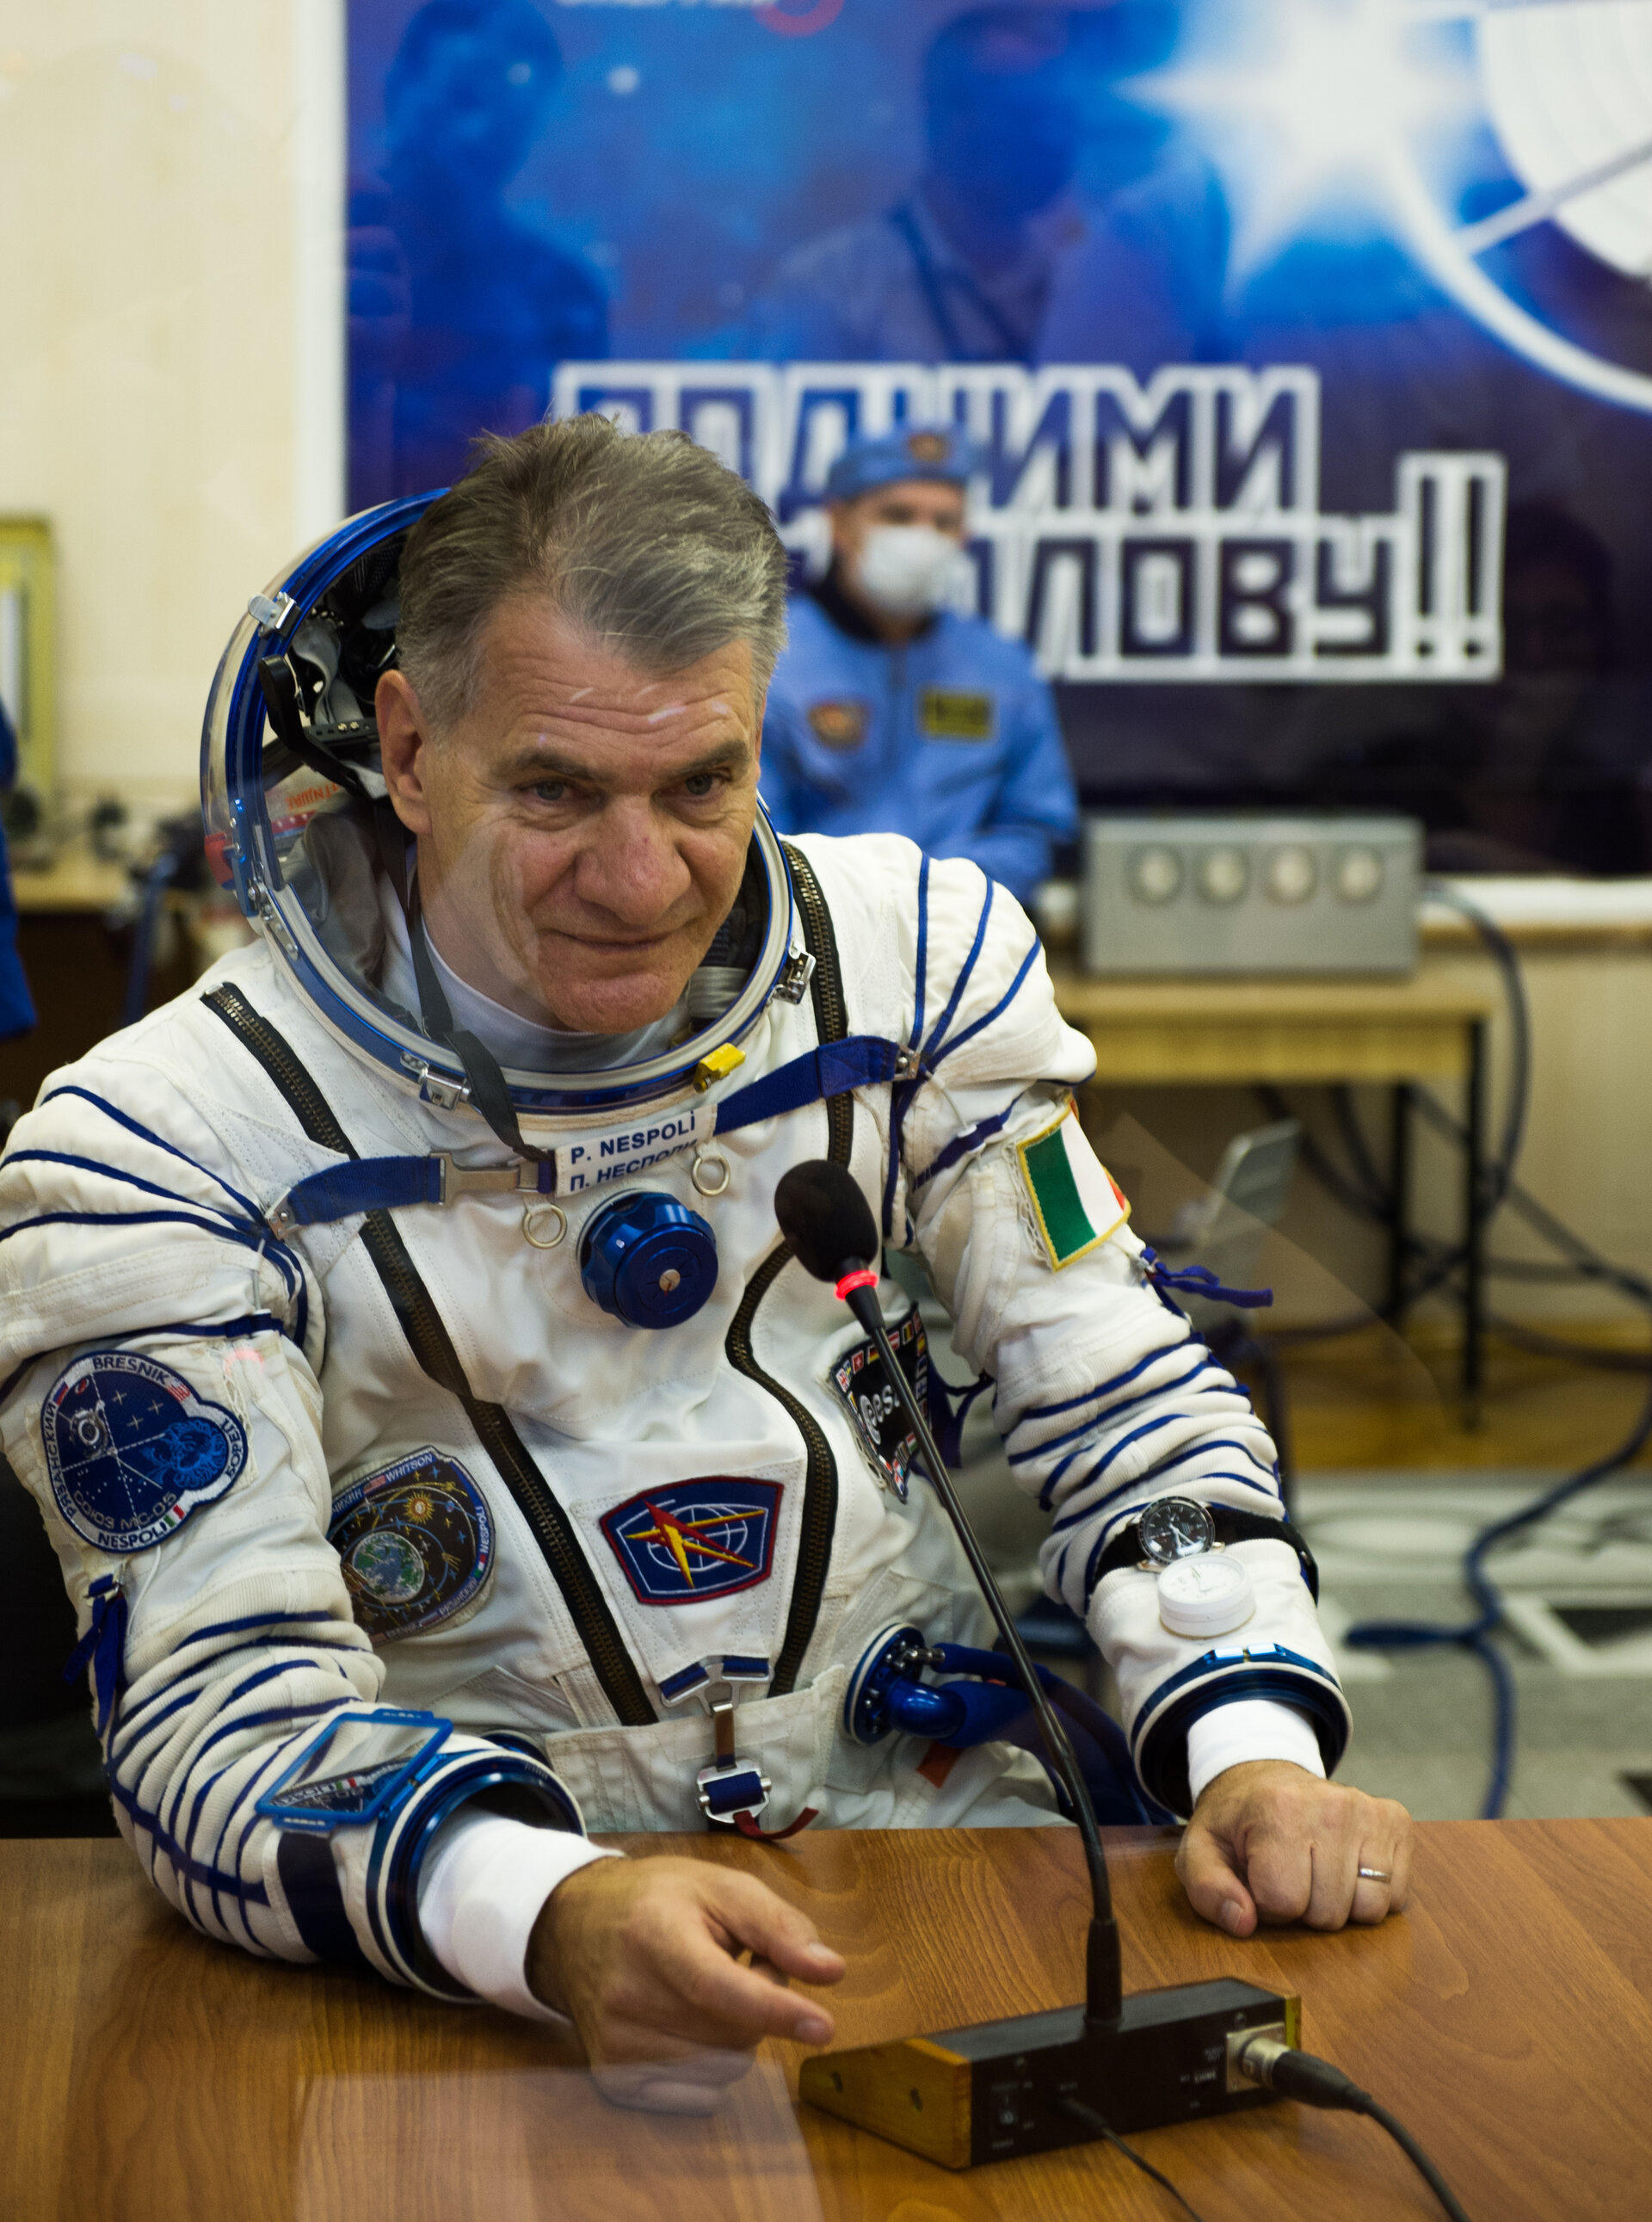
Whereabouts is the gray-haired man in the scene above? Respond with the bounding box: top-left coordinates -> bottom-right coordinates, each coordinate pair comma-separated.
1,417 -> 1409,2113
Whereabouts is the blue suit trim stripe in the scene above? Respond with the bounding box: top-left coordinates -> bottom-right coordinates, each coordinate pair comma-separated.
0,1207 -> 270,1250
909,1098 -> 1021,1193
1008,1358 -> 1222,1466
108,1686 -> 203,1773
1038,1409 -> 1181,1507
1018,1342 -> 1204,1429
928,935 -> 1039,1069
3,1150 -> 256,1231
39,1085 -> 266,1222
106,1773 -> 273,1904
179,1609 -> 337,1648
1132,1435 -> 1280,1488
1058,1462 -> 1280,1542
909,854 -> 931,1049
1129,1645 -> 1344,1752
922,880 -> 994,1059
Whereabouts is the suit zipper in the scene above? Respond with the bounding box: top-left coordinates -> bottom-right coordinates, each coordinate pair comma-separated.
734,848 -> 851,1697
204,984 -> 656,1727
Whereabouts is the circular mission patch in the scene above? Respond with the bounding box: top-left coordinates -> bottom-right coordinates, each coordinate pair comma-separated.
328,1450 -> 494,1643
42,1350 -> 249,1554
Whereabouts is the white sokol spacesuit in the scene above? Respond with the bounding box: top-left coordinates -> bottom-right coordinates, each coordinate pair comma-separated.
0,499 -> 1347,2020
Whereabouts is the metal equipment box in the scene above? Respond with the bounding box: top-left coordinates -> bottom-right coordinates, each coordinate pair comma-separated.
1081,814 -> 1421,977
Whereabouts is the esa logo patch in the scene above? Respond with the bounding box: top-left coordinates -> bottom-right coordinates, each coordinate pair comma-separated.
329,1449 -> 493,1643
831,1309 -> 929,1501
42,1350 -> 248,1554
599,1478 -> 782,1606
806,698 -> 870,750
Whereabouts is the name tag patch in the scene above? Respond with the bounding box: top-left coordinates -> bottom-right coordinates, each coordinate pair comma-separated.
831,1309 -> 929,1501
919,688 -> 996,741
1018,1103 -> 1130,1269
807,699 -> 870,750
329,1449 -> 494,1642
42,1351 -> 248,1554
600,1478 -> 783,1604
556,1104 -> 710,1194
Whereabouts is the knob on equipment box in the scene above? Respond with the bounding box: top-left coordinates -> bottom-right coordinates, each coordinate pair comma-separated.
1080,815 -> 1421,977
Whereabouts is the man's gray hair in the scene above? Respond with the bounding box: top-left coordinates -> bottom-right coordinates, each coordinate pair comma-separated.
396,414 -> 790,731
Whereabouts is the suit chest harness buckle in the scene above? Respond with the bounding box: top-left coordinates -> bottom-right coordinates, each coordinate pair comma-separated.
264,1032 -> 916,1243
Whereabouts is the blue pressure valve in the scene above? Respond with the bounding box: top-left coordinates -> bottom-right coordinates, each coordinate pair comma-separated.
578,1190 -> 718,1329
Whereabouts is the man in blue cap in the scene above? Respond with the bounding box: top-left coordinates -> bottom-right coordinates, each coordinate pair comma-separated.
760,425 -> 1078,905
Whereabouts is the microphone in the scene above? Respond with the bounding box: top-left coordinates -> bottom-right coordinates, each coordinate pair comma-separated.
776,1160 -> 1302,2170
776,1159 -> 1123,2022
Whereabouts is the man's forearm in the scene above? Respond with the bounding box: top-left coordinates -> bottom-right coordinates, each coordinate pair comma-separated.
418,1812 -> 621,2019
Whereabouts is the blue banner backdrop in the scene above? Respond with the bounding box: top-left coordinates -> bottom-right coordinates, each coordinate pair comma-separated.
348,0 -> 1652,873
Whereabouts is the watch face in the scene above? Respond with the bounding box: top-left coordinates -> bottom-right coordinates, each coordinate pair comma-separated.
1137,1497 -> 1215,1567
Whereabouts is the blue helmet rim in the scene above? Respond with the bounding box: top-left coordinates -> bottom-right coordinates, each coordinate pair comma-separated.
201,495 -> 798,1118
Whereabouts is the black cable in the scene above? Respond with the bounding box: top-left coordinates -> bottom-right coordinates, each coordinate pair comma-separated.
1347,1362 -> 1652,1815
1057,2099 -> 1210,2222
1254,893 -> 1652,1812
1363,2098 -> 1475,2222
1261,879 -> 1533,1318
1236,2042 -> 1473,2222
1424,880 -> 1531,1218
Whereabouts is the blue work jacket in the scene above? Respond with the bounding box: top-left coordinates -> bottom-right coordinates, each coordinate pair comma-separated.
760,571 -> 1078,904
0,701 -> 34,1042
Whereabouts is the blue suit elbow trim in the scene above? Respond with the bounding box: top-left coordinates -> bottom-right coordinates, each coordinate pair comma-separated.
1130,1645 -> 1351,1819
365,1750 -> 585,1998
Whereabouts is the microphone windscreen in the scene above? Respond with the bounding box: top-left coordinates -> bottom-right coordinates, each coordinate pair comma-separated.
775,1160 -> 879,1282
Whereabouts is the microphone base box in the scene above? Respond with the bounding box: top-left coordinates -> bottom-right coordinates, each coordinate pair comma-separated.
799,1978 -> 1299,2169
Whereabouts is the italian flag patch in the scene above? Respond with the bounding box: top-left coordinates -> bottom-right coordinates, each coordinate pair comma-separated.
1017,1103 -> 1130,1269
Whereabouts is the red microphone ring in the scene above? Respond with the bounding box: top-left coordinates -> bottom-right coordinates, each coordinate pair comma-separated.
834,1267 -> 878,1302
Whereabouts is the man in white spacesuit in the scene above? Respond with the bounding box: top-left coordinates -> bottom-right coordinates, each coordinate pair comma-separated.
0,417 -> 1409,2112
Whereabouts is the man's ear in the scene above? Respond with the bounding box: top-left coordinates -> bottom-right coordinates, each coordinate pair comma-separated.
375,670 -> 435,836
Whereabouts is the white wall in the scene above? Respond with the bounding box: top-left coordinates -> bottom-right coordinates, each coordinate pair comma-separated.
0,0 -> 343,821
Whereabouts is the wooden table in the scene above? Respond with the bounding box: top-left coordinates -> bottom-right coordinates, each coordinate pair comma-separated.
1050,961 -> 1499,1409
7,1819 -> 1651,2221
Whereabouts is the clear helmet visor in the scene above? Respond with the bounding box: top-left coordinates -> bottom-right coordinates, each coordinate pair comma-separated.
201,496 -> 793,1116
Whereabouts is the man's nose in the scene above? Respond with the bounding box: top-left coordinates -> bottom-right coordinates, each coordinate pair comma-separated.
572,799 -> 693,924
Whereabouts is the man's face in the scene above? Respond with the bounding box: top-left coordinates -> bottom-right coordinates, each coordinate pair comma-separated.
831,478 -> 968,571
377,599 -> 763,1039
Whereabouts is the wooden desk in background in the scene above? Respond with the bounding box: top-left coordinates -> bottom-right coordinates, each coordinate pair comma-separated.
0,847 -> 188,1117
5,1820 -> 1649,2221
1049,961 -> 1499,1408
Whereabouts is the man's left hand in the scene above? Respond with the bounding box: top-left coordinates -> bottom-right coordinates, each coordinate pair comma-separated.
1176,1761 -> 1413,1937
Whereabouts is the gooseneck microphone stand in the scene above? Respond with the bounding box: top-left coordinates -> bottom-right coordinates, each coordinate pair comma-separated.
773,1160 -> 1298,2170
774,1161 -> 1123,2024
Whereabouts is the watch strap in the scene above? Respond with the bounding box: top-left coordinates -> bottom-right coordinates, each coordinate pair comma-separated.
1088,1506 -> 1319,1605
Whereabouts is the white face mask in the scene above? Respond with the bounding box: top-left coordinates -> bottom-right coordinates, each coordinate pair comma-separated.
853,524 -> 966,618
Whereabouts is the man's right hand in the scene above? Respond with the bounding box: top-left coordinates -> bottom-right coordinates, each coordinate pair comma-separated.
527,1855 -> 846,2114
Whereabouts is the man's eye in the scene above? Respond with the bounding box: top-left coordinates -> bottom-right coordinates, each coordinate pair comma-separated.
532,781 -> 568,803
681,772 -> 720,799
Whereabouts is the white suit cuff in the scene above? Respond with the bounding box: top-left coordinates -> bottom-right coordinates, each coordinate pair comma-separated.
417,1811 -> 620,2022
1185,1697 -> 1325,1809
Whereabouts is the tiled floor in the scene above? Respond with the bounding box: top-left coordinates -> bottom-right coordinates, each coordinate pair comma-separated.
1298,1472 -> 1652,1820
